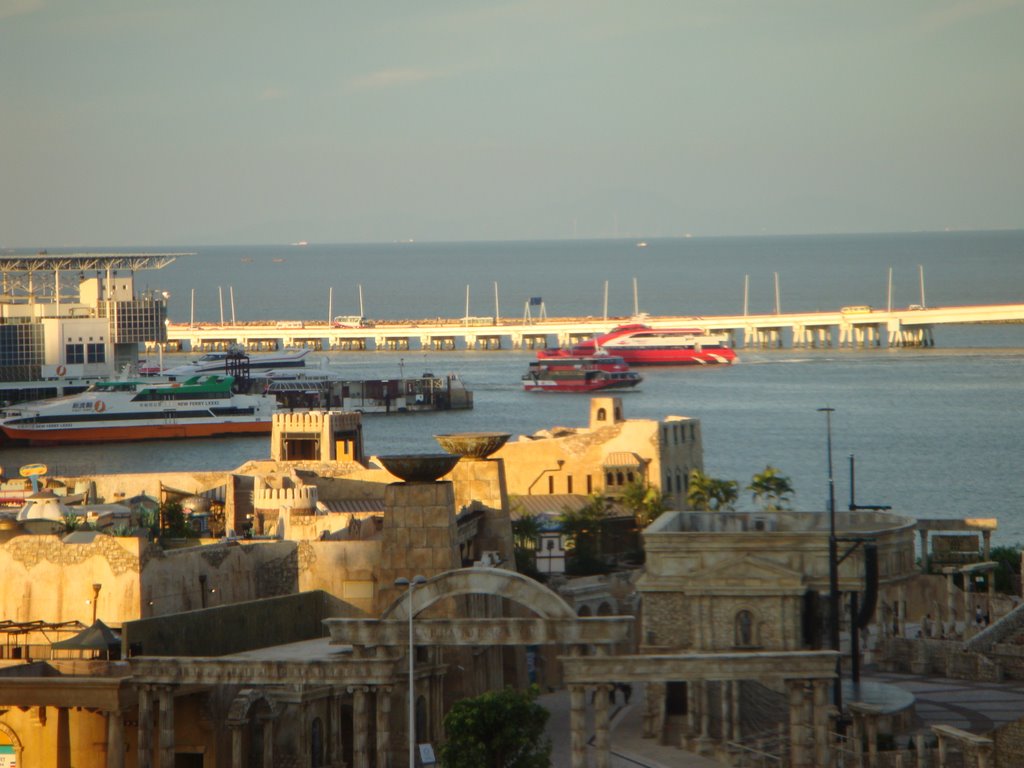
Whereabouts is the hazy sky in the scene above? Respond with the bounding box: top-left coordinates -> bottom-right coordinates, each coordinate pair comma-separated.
2,0 -> 1022,247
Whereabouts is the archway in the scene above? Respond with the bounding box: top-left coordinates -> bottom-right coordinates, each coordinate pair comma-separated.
0,723 -> 22,768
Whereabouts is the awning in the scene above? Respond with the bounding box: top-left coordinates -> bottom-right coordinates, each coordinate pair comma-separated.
602,452 -> 645,469
50,620 -> 121,653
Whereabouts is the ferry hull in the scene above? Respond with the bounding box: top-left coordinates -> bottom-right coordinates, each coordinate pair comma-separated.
523,380 -> 640,393
1,420 -> 271,446
606,349 -> 736,365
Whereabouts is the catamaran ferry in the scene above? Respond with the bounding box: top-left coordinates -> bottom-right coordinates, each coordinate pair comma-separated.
0,375 -> 278,445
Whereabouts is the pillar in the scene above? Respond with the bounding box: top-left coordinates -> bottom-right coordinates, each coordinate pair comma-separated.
229,726 -> 243,768
351,687 -> 370,768
261,712 -> 274,768
787,681 -> 808,768
697,681 -> 711,754
569,685 -> 587,768
105,710 -> 125,768
866,715 -> 878,768
593,684 -> 611,768
945,571 -> 957,634
812,680 -> 830,768
730,680 -> 742,741
56,707 -> 70,768
852,713 -> 864,768
329,690 -> 344,767
157,686 -> 175,768
919,530 -> 930,572
138,686 -> 153,768
375,686 -> 392,768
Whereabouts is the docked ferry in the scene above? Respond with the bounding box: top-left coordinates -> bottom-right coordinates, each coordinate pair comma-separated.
0,375 -> 278,445
523,353 -> 642,393
552,324 -> 737,365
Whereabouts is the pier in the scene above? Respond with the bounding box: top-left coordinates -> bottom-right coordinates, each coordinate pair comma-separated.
157,303 -> 1024,353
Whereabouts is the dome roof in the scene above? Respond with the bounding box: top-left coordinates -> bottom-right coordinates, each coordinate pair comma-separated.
16,489 -> 71,523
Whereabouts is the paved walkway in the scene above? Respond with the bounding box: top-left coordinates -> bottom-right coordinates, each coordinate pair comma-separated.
540,687 -> 719,768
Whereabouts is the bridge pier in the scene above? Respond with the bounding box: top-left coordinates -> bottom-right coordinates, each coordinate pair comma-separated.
331,337 -> 368,351
474,335 -> 503,350
424,335 -> 456,350
376,336 -> 411,351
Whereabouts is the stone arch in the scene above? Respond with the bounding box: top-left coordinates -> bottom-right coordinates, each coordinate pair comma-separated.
597,601 -> 614,616
382,568 -> 576,621
0,722 -> 23,768
226,688 -> 278,725
578,605 -> 592,617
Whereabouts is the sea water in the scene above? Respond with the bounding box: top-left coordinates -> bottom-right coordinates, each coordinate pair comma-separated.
4,231 -> 1024,542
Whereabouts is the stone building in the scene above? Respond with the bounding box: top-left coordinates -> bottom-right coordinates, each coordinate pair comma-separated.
494,396 -> 703,510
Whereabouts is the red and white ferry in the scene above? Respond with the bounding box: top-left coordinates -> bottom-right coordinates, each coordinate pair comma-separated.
548,324 -> 737,366
523,352 -> 642,393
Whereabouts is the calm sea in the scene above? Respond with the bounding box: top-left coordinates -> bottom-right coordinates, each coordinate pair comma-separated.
6,231 -> 1024,543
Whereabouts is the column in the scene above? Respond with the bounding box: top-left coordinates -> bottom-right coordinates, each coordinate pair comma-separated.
328,691 -> 344,768
157,686 -> 175,768
229,726 -> 243,768
812,680 -> 830,768
685,681 -> 697,742
720,680 -> 730,742
569,685 -> 587,768
56,707 -> 70,768
593,684 -> 611,768
137,686 -> 153,768
262,713 -> 274,768
105,710 -> 125,768
730,681 -> 742,741
945,571 -> 956,635
919,530 -> 930,572
936,732 -> 947,768
897,584 -> 907,638
851,712 -> 864,768
866,715 -> 878,768
697,681 -> 711,754
787,682 -> 807,768
375,686 -> 392,768
351,687 -> 370,768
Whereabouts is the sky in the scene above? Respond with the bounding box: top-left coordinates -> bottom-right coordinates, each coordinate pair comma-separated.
1,0 -> 1022,247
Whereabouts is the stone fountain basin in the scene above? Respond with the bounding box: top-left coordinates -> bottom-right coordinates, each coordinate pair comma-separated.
433,432 -> 511,459
377,453 -> 460,483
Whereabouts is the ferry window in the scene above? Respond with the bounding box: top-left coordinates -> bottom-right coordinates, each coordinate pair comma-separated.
86,343 -> 105,363
65,343 -> 85,364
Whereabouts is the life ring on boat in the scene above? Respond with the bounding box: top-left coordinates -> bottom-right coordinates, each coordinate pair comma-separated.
93,400 -> 106,413
56,365 -> 66,377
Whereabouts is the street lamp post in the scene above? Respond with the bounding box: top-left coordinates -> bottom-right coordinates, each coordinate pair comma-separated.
818,407 -> 842,712
395,575 -> 427,768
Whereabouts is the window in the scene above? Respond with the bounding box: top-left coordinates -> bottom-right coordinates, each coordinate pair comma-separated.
586,475 -> 593,494
596,407 -> 607,421
548,476 -> 554,494
735,610 -> 755,647
65,343 -> 85,364
566,475 -> 573,493
86,343 -> 105,363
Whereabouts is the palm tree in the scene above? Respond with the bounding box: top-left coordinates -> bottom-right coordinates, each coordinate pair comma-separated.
747,466 -> 795,511
687,469 -> 738,512
621,478 -> 668,528
511,511 -> 543,551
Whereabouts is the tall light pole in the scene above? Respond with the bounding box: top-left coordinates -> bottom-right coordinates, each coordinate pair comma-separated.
395,575 -> 426,768
818,407 -> 842,712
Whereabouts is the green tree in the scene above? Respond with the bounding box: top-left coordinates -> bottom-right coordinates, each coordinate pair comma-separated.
686,469 -> 738,512
989,545 -> 1022,593
747,466 -> 795,511
510,508 -> 544,580
620,479 -> 668,528
559,494 -> 610,574
439,686 -> 551,768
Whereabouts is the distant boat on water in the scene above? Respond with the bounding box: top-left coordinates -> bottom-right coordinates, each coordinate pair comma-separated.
272,257 -> 286,263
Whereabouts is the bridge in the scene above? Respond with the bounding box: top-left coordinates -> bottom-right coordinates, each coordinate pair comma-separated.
158,303 -> 1024,353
